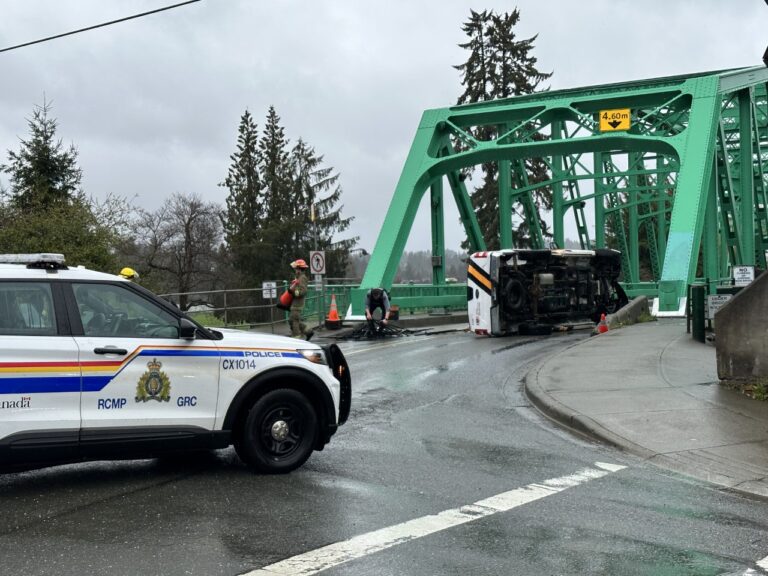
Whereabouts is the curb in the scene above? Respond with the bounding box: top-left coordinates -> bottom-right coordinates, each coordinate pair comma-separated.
523,325 -> 768,500
606,295 -> 649,328
523,332 -> 656,461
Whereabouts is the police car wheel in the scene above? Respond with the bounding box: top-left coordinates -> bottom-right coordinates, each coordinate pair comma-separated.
237,389 -> 318,474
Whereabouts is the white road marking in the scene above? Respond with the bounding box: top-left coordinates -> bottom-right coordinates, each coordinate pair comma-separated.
343,336 -> 437,357
241,461 -> 627,576
738,554 -> 768,574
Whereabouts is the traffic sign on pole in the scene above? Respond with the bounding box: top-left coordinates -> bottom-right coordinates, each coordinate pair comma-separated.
310,250 -> 326,275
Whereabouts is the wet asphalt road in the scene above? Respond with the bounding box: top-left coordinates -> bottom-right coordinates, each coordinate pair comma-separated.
1,331 -> 768,576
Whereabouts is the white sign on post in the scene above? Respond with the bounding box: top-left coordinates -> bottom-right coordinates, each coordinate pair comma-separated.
732,265 -> 755,287
261,281 -> 277,299
706,294 -> 732,319
314,274 -> 323,291
310,250 -> 326,275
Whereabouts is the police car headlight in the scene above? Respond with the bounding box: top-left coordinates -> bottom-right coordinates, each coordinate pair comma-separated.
298,349 -> 327,365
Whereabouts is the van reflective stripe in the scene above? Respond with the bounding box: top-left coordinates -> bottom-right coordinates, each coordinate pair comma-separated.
468,263 -> 492,295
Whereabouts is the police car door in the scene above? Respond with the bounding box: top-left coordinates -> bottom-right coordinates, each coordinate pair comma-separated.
0,281 -> 80,462
67,282 -> 219,445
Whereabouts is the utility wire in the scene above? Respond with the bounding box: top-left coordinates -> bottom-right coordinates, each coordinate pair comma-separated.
0,0 -> 202,54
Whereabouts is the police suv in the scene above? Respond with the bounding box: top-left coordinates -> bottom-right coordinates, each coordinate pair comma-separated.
0,254 -> 350,473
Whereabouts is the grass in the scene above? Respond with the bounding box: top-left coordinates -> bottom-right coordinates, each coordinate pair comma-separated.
606,307 -> 657,330
187,312 -> 250,329
635,311 -> 656,323
722,377 -> 768,401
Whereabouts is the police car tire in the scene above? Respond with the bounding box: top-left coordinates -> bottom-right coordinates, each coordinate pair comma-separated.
237,388 -> 318,474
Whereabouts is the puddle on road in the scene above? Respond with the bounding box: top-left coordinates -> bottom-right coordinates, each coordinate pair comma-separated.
411,358 -> 468,385
491,337 -> 546,355
504,525 -> 746,576
421,437 -> 522,468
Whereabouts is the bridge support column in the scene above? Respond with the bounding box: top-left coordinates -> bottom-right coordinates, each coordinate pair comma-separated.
430,178 -> 446,285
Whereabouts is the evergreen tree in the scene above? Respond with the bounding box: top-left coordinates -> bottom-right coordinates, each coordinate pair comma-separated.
259,106 -> 292,225
289,139 -> 356,278
1,101 -> 82,210
454,9 -> 552,249
456,10 -> 492,105
221,106 -> 356,288
0,101 -> 119,271
489,11 -> 551,99
257,106 -> 294,276
0,194 -> 118,271
220,110 -> 264,284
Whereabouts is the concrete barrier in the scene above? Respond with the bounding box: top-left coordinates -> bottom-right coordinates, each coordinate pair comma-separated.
607,295 -> 649,328
715,271 -> 768,383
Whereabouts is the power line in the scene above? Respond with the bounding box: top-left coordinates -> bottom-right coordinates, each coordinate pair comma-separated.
0,0 -> 202,54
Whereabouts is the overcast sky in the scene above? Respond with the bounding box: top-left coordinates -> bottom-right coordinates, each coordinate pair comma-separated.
1,0 -> 766,254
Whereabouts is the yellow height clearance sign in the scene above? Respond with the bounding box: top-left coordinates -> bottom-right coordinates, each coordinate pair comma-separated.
599,108 -> 631,132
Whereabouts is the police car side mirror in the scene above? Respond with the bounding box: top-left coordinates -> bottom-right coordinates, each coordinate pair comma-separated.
179,318 -> 197,340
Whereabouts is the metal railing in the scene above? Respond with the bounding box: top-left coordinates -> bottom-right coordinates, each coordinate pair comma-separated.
158,286 -> 289,332
159,281 -> 467,330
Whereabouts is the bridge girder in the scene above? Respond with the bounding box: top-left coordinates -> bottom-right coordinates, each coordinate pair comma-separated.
353,66 -> 768,314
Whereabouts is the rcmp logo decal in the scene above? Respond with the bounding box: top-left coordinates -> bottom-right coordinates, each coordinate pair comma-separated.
135,358 -> 171,402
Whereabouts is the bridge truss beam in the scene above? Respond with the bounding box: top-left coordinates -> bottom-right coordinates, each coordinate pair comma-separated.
352,66 -> 768,314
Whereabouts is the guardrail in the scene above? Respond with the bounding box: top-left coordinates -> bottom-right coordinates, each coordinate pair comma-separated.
159,282 -> 468,330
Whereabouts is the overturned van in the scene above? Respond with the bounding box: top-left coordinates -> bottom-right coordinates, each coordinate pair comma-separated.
467,249 -> 627,336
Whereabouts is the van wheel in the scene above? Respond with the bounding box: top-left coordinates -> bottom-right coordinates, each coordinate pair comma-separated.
236,389 -> 317,474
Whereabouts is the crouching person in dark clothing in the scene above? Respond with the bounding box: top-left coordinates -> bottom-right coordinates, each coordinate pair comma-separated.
365,288 -> 390,334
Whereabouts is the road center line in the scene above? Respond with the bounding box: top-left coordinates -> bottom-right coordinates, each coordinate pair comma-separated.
241,462 -> 627,576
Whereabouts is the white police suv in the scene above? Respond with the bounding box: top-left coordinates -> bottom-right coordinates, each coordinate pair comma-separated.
0,254 -> 350,473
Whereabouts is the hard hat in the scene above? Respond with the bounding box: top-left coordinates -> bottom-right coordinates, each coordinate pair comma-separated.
371,288 -> 383,300
119,267 -> 139,280
290,259 -> 308,269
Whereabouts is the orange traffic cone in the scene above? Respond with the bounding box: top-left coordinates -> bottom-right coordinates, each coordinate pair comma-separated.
325,294 -> 342,329
597,313 -> 609,334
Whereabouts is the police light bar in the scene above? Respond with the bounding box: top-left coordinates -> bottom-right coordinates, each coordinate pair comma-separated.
0,253 -> 66,265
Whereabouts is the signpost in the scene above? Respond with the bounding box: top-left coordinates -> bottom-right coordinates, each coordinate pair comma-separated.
262,281 -> 278,333
309,250 -> 326,326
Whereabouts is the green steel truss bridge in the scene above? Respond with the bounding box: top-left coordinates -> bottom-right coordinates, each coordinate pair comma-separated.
351,66 -> 768,315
